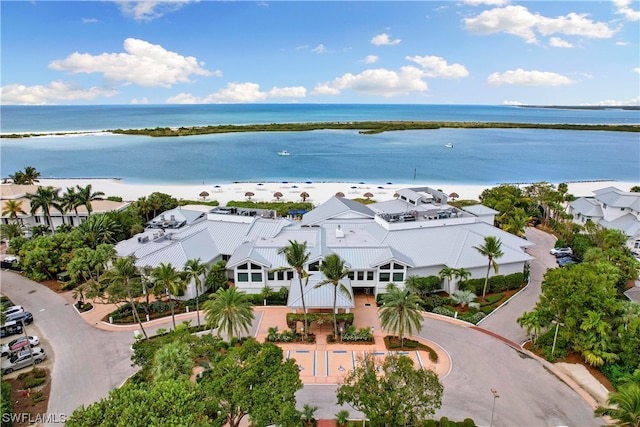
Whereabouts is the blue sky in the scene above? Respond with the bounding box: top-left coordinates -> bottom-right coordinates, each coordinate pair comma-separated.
1,1 -> 638,105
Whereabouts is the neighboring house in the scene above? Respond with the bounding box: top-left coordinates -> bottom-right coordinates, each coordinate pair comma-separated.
0,184 -> 130,230
569,186 -> 640,252
116,187 -> 532,308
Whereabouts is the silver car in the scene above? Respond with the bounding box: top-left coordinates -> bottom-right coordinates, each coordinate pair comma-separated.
1,347 -> 46,374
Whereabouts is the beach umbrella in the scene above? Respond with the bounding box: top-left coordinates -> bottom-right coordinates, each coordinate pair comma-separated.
199,191 -> 209,200
257,183 -> 263,186
363,192 -> 374,200
273,191 -> 283,200
245,191 -> 255,200
448,192 -> 460,200
300,191 -> 310,202
393,192 -> 400,199
335,192 -> 345,197
377,186 -> 384,189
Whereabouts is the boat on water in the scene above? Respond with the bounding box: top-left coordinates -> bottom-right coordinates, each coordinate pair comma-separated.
278,150 -> 291,156
445,143 -> 453,148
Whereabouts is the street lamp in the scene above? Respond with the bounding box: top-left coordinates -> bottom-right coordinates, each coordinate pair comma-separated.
551,320 -> 564,358
490,388 -> 499,427
339,326 -> 343,342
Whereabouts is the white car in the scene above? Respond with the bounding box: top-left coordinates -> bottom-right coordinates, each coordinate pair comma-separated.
1,336 -> 40,357
550,247 -> 573,256
2,305 -> 24,317
1,347 -> 46,374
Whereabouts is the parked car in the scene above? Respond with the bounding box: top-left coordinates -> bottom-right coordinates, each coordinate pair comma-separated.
6,311 -> 33,325
550,247 -> 573,256
1,336 -> 39,357
2,305 -> 23,317
1,347 -> 46,374
0,321 -> 23,338
557,256 -> 578,267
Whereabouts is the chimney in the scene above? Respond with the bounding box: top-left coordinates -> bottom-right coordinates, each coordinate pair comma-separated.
336,225 -> 345,238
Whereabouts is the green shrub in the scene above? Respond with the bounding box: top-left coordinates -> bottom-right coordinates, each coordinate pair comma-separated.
422,420 -> 437,427
420,294 -> 444,311
32,368 -> 46,378
17,372 -> 30,380
31,391 -> 46,404
1,381 -> 12,427
483,293 -> 504,305
461,312 -> 487,324
24,376 -> 46,388
460,418 -> 476,427
459,278 -> 483,294
432,306 -> 456,318
488,275 -> 506,293
505,272 -> 525,289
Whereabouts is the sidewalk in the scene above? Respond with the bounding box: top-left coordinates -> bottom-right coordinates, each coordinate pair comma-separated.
71,292 -> 451,385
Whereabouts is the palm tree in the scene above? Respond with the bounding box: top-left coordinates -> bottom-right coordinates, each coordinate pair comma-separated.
595,382 -> 640,427
0,223 -> 23,240
184,258 -> 208,327
21,166 -> 41,184
152,341 -> 193,382
101,256 -> 148,340
438,267 -> 456,295
278,240 -> 311,339
473,236 -> 504,301
151,262 -> 186,330
378,285 -> 423,347
316,253 -> 351,338
76,184 -> 105,217
61,187 -> 81,225
26,186 -> 61,233
203,287 -> 254,339
450,290 -> 480,309
2,200 -> 26,224
78,214 -> 122,248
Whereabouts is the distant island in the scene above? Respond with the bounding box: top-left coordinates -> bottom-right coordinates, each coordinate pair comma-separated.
519,105 -> 640,111
2,120 -> 638,138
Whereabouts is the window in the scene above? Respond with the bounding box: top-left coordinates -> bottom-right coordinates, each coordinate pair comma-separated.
309,261 -> 320,271
380,263 -> 390,270
35,217 -> 41,224
277,271 -> 285,280
635,241 -> 640,249
237,273 -> 249,282
267,272 -> 274,280
393,272 -> 404,282
251,272 -> 262,282
238,263 -> 248,270
367,271 -> 374,281
393,263 -> 403,270
357,271 -> 364,281
348,272 -> 355,280
379,272 -> 390,282
287,271 -> 294,280
250,263 -> 261,270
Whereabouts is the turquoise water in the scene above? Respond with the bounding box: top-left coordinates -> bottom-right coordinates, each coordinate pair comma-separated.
0,104 -> 638,185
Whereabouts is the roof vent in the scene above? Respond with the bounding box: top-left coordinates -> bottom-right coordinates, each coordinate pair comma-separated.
336,225 -> 345,238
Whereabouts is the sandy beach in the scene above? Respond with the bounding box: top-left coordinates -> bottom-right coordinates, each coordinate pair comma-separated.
35,178 -> 638,206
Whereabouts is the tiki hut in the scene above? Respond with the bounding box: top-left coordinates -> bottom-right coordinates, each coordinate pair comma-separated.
199,191 -> 209,201
273,191 -> 284,201
363,192 -> 374,200
245,191 -> 255,200
448,192 -> 459,201
300,192 -> 310,202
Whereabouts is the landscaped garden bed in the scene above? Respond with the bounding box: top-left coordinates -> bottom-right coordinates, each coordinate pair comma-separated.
265,327 -> 316,343
384,336 -> 439,362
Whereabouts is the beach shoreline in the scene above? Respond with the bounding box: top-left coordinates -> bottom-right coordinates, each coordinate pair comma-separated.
33,178 -> 638,206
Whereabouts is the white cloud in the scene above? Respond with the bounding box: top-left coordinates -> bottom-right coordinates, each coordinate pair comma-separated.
581,96 -> 640,106
166,82 -> 306,104
613,0 -> 640,21
312,44 -> 328,54
487,69 -> 574,86
49,38 -> 214,88
464,0 -> 510,6
634,67 -> 640,74
130,97 -> 149,104
0,81 -> 116,105
549,37 -> 573,48
616,41 -> 629,46
502,100 -> 524,105
464,5 -> 615,44
406,55 -> 469,78
363,55 -> 379,64
82,18 -> 98,24
312,66 -> 428,97
117,1 -> 195,22
371,33 -> 401,46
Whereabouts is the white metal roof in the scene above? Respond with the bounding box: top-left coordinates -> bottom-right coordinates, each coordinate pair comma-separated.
287,272 -> 355,309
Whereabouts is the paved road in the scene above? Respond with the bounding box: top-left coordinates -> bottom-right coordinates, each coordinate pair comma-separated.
478,227 -> 559,344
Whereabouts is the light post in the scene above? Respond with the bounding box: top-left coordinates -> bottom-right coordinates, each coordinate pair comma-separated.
490,388 -> 499,427
339,326 -> 343,342
551,320 -> 564,358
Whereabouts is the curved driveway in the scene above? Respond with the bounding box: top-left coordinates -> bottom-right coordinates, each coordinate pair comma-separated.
1,227 -> 602,425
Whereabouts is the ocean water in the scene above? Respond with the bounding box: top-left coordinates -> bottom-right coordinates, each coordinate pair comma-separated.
0,104 -> 638,185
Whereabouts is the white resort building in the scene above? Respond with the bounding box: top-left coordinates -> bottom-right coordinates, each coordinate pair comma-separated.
116,187 -> 533,308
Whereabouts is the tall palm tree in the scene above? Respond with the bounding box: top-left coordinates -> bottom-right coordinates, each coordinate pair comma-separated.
378,285 -> 423,347
595,382 -> 640,427
61,187 -> 82,225
76,184 -> 105,217
278,240 -> 311,339
203,288 -> 254,339
101,256 -> 148,340
152,341 -> 193,382
78,214 -> 122,248
25,186 -> 62,233
151,262 -> 186,330
21,166 -> 41,184
184,258 -> 208,327
2,200 -> 26,224
473,236 -> 504,301
316,253 -> 351,338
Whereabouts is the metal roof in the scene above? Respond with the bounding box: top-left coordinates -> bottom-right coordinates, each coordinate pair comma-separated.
287,272 -> 355,309
570,197 -> 604,218
301,196 -> 375,226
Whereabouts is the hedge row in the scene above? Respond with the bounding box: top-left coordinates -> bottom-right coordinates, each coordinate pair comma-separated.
285,313 -> 354,329
458,272 -> 525,294
431,306 -> 486,324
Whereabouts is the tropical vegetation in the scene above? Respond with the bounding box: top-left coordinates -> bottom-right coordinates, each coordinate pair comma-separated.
378,284 -> 424,347
277,240 -> 311,338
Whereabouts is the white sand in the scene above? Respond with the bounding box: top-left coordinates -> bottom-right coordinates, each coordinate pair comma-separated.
36,178 -> 638,206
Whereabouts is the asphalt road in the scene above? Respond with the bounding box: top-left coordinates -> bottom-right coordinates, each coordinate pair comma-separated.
478,226 -> 560,344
